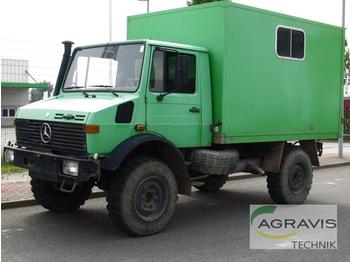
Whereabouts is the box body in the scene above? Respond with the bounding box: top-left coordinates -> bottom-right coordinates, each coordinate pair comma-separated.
127,1 -> 343,144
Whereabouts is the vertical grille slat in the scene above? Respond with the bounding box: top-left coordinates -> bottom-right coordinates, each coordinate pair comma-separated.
16,119 -> 87,157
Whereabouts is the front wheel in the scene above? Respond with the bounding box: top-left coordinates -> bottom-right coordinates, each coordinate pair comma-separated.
266,148 -> 313,204
107,157 -> 178,236
30,176 -> 93,212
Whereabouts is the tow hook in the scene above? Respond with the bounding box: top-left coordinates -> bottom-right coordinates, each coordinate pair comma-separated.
60,178 -> 77,193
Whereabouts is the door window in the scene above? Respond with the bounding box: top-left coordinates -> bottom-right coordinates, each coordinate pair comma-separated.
150,49 -> 196,93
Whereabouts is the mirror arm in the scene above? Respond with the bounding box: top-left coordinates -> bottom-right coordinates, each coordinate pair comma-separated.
156,92 -> 170,101
156,85 -> 182,101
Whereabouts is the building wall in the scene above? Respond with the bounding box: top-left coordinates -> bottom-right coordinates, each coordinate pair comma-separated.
1,58 -> 29,82
1,87 -> 29,126
1,58 -> 31,150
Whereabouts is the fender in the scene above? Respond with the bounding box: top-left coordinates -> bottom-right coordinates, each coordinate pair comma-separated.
102,133 -> 191,194
102,134 -> 188,177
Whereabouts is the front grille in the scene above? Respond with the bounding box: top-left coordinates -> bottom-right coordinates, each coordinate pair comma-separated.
16,119 -> 87,157
54,113 -> 86,121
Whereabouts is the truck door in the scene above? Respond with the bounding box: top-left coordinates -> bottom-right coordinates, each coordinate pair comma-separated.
146,47 -> 202,147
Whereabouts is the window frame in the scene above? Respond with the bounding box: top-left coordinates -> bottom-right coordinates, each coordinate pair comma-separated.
275,25 -> 306,61
2,109 -> 9,118
62,42 -> 146,94
2,108 -> 16,118
9,109 -> 16,117
149,47 -> 197,94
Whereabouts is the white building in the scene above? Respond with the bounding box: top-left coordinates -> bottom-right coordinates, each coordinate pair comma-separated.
1,58 -> 49,149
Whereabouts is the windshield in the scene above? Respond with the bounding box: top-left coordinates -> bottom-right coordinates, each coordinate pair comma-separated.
63,43 -> 145,92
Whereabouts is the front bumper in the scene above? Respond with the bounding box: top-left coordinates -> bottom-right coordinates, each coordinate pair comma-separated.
3,146 -> 100,183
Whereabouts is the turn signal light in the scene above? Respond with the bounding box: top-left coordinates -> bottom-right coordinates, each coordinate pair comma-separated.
135,124 -> 145,131
85,125 -> 100,133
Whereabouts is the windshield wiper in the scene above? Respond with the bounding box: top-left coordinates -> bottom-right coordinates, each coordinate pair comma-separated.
65,86 -> 85,90
89,85 -> 114,88
111,91 -> 119,97
65,85 -> 118,97
82,91 -> 90,98
89,85 -> 119,97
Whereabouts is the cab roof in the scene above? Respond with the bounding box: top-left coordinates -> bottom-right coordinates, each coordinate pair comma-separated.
75,39 -> 208,53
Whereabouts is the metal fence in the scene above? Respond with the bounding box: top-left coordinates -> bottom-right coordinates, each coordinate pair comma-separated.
1,83 -> 29,151
345,98 -> 350,136
1,39 -> 61,153
1,85 -> 51,152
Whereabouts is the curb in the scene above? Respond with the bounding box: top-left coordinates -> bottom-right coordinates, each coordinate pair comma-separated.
2,162 -> 350,210
1,191 -> 106,210
1,199 -> 38,209
227,161 -> 350,181
313,161 -> 350,170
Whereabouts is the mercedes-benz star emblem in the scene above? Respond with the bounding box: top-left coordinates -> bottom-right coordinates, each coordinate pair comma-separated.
40,123 -> 52,143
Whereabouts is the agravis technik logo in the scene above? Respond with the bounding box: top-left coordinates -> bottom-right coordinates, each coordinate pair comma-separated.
250,205 -> 337,249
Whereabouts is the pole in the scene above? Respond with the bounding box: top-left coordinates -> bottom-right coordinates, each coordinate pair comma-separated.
24,70 -> 38,83
138,0 -> 149,13
108,0 -> 112,84
339,0 -> 346,158
109,0 -> 112,42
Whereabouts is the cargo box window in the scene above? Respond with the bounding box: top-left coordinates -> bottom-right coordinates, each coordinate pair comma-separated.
150,50 -> 196,93
276,26 -> 305,60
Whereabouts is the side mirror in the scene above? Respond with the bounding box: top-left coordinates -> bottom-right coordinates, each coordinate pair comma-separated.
174,55 -> 189,88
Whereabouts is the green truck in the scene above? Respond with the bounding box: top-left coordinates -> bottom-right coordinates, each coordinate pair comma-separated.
3,1 -> 344,236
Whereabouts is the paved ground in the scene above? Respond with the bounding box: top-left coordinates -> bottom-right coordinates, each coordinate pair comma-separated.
322,141 -> 350,155
2,142 -> 349,203
1,166 -> 350,262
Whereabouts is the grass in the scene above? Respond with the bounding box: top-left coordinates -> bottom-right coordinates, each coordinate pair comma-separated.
1,161 -> 27,174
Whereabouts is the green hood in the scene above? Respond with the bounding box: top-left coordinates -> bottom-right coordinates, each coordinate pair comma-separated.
16,94 -> 138,124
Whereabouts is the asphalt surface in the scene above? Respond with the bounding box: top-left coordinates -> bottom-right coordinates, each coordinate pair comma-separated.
2,166 -> 350,262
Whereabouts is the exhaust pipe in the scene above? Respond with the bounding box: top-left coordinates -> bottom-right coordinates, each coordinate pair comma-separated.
53,41 -> 74,96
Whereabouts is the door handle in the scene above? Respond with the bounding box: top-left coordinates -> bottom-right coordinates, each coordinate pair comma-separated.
189,107 -> 200,113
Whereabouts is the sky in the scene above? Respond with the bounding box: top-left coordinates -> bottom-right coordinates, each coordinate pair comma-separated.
0,0 -> 349,85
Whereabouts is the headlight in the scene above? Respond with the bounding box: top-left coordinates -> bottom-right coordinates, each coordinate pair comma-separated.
63,160 -> 79,176
4,149 -> 14,163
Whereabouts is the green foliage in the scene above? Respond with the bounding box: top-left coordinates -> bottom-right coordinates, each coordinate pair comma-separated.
345,39 -> 350,86
345,40 -> 350,70
187,0 -> 224,6
1,161 -> 27,174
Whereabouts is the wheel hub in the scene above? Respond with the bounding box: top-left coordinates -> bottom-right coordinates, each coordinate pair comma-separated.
134,176 -> 169,222
288,164 -> 307,195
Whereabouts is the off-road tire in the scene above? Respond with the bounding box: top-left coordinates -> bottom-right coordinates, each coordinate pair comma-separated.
30,176 -> 93,212
266,148 -> 313,204
106,157 -> 178,236
194,175 -> 227,192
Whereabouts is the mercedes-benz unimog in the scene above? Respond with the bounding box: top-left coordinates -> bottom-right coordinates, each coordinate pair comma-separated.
3,1 -> 344,236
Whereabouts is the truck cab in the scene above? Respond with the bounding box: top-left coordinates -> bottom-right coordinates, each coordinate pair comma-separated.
4,40 -> 216,235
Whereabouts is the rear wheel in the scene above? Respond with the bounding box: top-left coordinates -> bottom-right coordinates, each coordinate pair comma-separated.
266,148 -> 313,204
193,175 -> 227,192
30,176 -> 93,212
106,157 -> 178,236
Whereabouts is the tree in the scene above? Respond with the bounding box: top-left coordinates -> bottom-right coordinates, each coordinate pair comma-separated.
187,0 -> 223,6
30,82 -> 53,103
345,39 -> 350,84
344,40 -> 350,135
